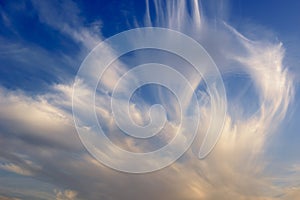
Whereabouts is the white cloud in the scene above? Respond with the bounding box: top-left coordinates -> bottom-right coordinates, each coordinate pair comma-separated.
55,189 -> 78,200
0,163 -> 33,176
30,0 -> 101,49
0,0 -> 298,199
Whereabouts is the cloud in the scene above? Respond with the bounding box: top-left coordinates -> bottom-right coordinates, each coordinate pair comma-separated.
0,37 -> 293,200
0,0 -> 298,200
30,0 -> 101,49
55,189 -> 78,200
0,163 -> 33,176
0,0 -> 103,92
0,196 -> 21,200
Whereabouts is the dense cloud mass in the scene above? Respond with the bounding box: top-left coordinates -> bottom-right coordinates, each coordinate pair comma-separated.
0,0 -> 299,199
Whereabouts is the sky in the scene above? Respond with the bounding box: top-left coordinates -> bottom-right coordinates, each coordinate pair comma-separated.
0,0 -> 300,199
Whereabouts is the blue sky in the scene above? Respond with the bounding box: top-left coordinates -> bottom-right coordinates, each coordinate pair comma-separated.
0,0 -> 300,199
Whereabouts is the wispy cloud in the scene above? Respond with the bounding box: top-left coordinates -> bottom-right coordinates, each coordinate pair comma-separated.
0,0 -> 298,199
